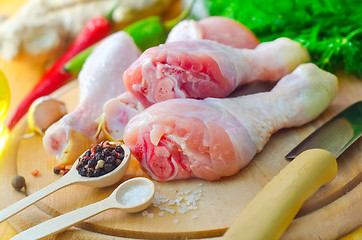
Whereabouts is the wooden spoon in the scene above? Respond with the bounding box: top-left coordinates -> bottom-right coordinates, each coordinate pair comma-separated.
11,177 -> 155,240
0,142 -> 131,223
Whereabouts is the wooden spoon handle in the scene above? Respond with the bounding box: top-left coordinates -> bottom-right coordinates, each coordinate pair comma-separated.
0,174 -> 72,222
11,198 -> 114,240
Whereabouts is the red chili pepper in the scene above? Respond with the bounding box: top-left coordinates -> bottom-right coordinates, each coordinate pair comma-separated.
7,15 -> 113,129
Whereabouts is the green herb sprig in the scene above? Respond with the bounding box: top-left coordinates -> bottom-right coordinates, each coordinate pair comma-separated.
205,0 -> 362,77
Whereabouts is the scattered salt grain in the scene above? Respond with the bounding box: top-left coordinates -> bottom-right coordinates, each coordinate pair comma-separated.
142,210 -> 148,216
151,185 -> 204,218
192,189 -> 201,194
192,215 -> 198,219
164,207 -> 175,214
147,213 -> 154,219
173,219 -> 180,224
184,189 -> 191,194
178,209 -> 185,214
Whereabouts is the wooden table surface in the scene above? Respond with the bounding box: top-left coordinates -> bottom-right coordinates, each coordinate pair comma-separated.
0,0 -> 361,239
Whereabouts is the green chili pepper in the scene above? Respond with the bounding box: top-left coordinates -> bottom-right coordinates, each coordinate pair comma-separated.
126,16 -> 168,52
63,46 -> 94,76
64,1 -> 193,75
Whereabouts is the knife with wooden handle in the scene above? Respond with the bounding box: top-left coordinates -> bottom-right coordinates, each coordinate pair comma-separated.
223,101 -> 362,240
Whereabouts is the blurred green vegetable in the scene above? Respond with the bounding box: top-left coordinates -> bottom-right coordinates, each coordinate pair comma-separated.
205,0 -> 362,77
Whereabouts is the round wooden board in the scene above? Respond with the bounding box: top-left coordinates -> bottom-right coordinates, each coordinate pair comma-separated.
0,71 -> 361,240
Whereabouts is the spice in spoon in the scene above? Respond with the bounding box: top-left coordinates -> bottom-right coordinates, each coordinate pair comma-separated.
76,141 -> 125,177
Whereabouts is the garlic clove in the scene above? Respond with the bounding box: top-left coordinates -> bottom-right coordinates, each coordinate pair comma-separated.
27,96 -> 67,135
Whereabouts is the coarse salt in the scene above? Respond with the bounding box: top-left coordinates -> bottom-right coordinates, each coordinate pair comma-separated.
151,185 -> 204,219
120,185 -> 151,207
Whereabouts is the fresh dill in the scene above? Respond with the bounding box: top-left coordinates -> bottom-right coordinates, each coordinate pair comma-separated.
204,0 -> 362,77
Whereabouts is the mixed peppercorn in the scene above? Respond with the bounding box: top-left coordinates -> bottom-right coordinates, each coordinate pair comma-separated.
12,175 -> 26,191
76,141 -> 125,177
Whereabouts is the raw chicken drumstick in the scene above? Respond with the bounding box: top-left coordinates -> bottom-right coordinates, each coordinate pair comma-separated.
166,16 -> 259,49
123,63 -> 338,181
43,32 -> 141,164
100,17 -> 261,141
100,91 -> 145,141
123,37 -> 310,108
43,16 -> 261,163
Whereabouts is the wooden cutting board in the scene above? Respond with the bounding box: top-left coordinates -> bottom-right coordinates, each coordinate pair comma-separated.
0,70 -> 361,239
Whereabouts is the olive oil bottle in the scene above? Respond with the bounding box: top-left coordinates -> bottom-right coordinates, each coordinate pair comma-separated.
0,69 -> 10,159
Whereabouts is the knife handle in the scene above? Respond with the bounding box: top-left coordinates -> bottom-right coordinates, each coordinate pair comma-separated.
222,148 -> 338,240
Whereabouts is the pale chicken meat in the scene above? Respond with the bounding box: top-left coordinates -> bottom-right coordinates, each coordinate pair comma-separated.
43,16 -> 261,161
166,16 -> 259,49
100,91 -> 144,141
123,64 -> 338,181
123,37 -> 310,108
101,16 -> 261,141
43,31 -> 141,164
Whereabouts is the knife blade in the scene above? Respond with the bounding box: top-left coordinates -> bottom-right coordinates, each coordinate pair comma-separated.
223,101 -> 362,240
286,100 -> 362,159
